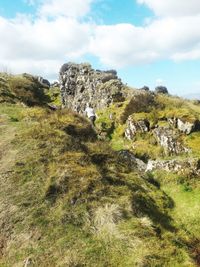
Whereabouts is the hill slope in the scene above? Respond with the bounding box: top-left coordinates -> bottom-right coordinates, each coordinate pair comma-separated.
1,71 -> 200,266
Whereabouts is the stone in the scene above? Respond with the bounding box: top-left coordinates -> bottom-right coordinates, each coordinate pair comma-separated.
117,150 -> 147,172
177,118 -> 195,134
125,116 -> 150,140
153,127 -> 189,155
168,117 -> 200,134
146,158 -> 200,176
37,77 -> 50,88
59,62 -> 125,113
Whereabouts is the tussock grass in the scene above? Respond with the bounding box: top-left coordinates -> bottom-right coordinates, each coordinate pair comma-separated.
0,103 -> 192,266
2,86 -> 200,266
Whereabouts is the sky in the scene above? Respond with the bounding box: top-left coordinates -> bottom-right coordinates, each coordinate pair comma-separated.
0,0 -> 200,96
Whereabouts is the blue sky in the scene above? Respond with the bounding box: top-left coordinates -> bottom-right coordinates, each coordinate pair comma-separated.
0,0 -> 200,97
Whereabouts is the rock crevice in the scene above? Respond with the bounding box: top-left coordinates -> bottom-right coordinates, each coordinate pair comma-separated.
59,62 -> 126,112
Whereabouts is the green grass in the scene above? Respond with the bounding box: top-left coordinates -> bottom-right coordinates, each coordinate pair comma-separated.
1,85 -> 200,266
0,103 -> 196,266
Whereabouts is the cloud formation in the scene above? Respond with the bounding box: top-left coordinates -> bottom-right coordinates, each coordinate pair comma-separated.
138,0 -> 200,17
91,15 -> 200,67
39,0 -> 93,18
1,0 -> 200,79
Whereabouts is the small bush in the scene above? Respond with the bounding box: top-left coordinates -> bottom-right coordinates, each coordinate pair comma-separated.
8,75 -> 50,106
155,86 -> 168,95
120,92 -> 156,123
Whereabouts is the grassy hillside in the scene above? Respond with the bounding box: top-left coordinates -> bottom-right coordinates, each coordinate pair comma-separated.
96,93 -> 200,159
1,75 -> 200,266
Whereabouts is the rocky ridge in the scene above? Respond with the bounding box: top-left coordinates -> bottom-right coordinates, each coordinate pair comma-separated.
59,62 -> 129,112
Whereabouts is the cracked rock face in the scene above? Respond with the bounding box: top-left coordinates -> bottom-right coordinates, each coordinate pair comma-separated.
168,117 -> 200,135
146,159 -> 200,175
117,150 -> 147,172
59,62 -> 125,113
153,127 -> 189,155
125,116 -> 150,140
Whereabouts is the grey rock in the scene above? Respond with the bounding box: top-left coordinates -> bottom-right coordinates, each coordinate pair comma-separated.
168,117 -> 200,134
153,127 -> 189,155
37,76 -> 50,88
59,62 -> 125,113
146,158 -> 200,175
177,118 -> 196,134
125,116 -> 150,140
117,150 -> 147,172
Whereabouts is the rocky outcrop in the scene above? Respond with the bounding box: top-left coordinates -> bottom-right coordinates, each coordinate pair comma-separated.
117,150 -> 146,172
168,117 -> 200,134
37,76 -> 50,88
59,62 -> 126,112
146,158 -> 200,175
153,127 -> 189,155
125,116 -> 150,140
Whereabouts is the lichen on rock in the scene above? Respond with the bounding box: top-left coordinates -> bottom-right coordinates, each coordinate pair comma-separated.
59,62 -> 126,113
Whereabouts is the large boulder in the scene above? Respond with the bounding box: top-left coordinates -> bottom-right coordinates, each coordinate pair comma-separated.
59,62 -> 125,112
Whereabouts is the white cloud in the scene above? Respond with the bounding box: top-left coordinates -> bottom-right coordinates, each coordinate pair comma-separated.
0,15 -> 92,78
90,24 -> 159,67
90,15 -> 200,67
156,79 -> 164,86
1,0 -> 200,80
39,0 -> 94,18
138,0 -> 200,17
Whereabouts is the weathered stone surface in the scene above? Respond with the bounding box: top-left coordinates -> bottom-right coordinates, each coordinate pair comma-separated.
146,158 -> 200,175
59,62 -> 125,113
125,116 -> 150,140
153,127 -> 189,155
117,150 -> 147,172
168,117 -> 200,134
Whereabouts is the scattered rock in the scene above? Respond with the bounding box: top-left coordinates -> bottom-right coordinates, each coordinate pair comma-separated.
146,158 -> 200,175
125,116 -> 150,140
117,150 -> 147,172
168,117 -> 200,134
153,127 -> 189,155
37,76 -> 50,88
